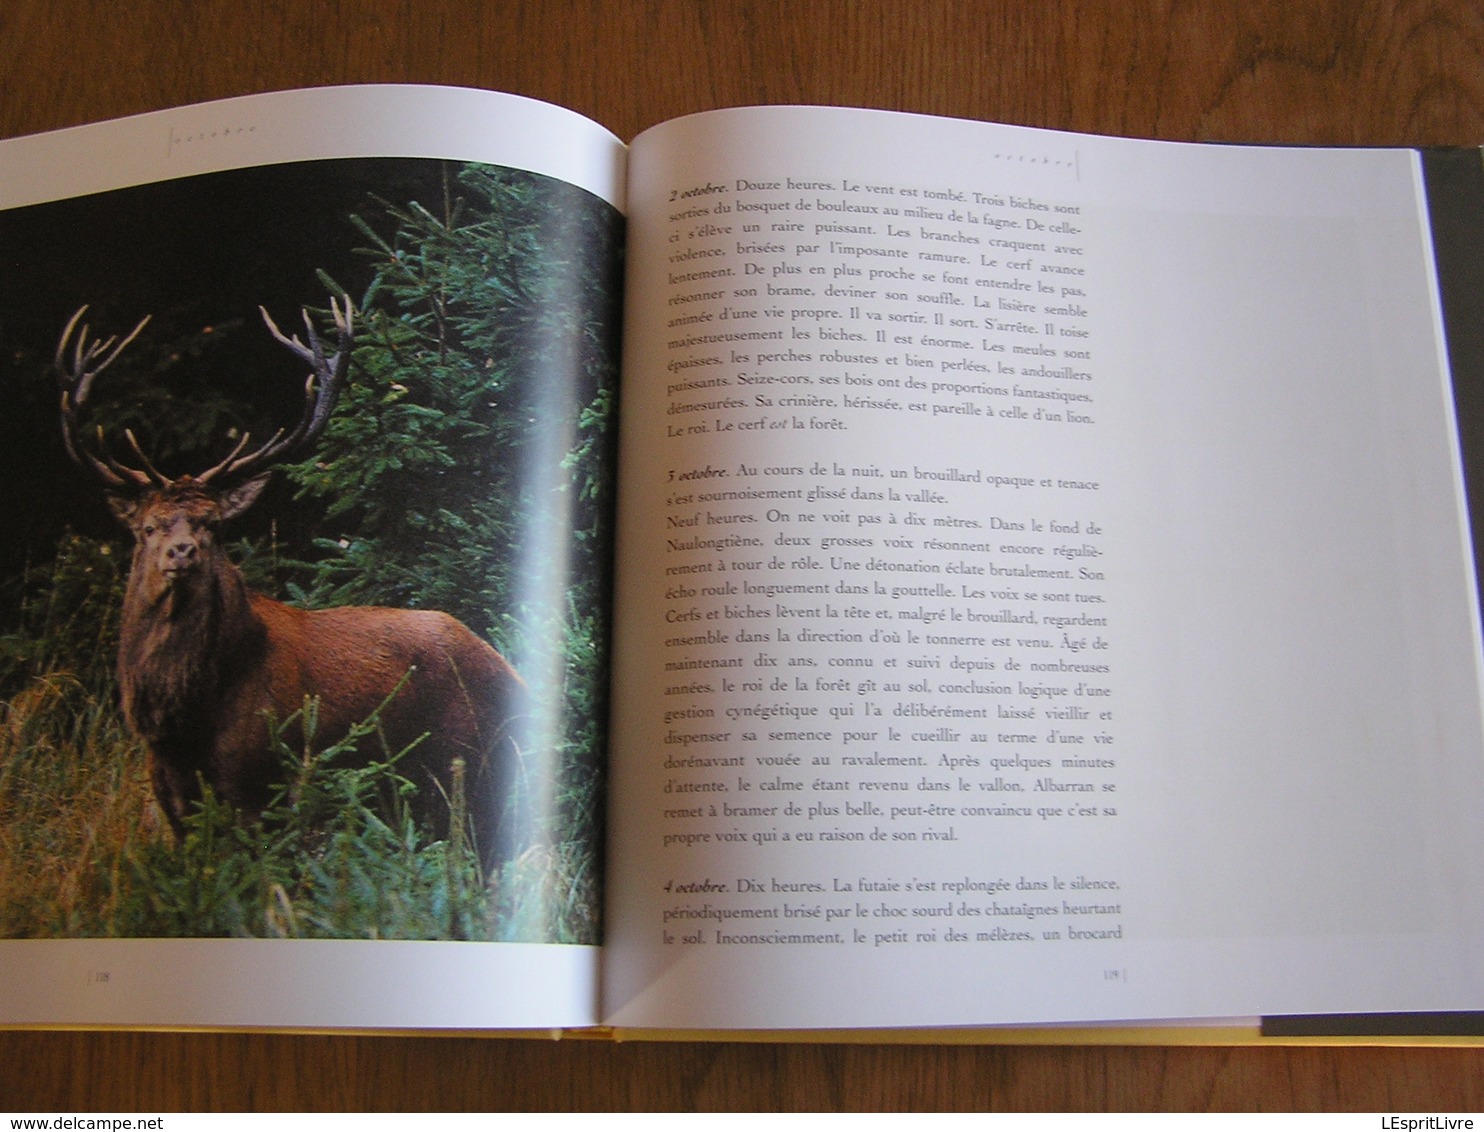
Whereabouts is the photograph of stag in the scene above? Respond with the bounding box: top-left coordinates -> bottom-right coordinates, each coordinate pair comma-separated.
56,298 -> 527,869
0,158 -> 622,942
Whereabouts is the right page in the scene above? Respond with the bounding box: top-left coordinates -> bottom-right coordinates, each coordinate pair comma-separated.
603,106 -> 1484,1030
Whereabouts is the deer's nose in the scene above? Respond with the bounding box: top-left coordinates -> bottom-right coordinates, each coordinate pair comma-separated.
167,540 -> 197,562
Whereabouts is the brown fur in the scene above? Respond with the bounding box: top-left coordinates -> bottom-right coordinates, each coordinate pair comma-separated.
111,480 -> 526,866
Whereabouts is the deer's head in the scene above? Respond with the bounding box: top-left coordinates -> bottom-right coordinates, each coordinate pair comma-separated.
54,299 -> 353,593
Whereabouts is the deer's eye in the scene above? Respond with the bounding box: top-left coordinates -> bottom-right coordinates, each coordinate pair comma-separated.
142,525 -> 155,537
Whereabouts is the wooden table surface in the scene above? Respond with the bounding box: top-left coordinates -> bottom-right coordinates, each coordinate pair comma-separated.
5,0 -> 1484,1112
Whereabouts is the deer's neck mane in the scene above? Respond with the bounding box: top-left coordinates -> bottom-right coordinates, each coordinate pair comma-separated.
117,552 -> 263,743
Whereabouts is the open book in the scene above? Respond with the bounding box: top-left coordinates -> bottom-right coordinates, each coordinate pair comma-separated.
3,85 -> 1484,1040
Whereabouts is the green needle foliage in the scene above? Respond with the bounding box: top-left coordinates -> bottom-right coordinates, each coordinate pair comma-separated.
0,159 -> 620,943
280,162 -> 621,943
115,687 -> 493,941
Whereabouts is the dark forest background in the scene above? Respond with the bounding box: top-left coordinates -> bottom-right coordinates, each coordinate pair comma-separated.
0,158 -> 623,942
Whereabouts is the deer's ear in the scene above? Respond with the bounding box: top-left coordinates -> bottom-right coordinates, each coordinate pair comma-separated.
106,493 -> 141,527
218,473 -> 272,521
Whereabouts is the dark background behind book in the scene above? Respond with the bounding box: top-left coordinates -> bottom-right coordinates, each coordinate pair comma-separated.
5,0 -> 1484,1112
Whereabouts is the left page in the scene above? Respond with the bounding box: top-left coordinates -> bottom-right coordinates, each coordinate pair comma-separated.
0,86 -> 624,1031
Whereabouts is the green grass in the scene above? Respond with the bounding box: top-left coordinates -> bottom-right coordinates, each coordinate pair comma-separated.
0,535 -> 601,943
0,673 -> 600,941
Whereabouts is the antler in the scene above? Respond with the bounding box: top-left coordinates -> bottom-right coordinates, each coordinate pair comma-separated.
195,296 -> 354,486
54,305 -> 162,490
54,298 -> 352,492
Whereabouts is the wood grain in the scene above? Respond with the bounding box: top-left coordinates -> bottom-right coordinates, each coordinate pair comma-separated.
6,1031 -> 1484,1111
4,0 -> 1484,1111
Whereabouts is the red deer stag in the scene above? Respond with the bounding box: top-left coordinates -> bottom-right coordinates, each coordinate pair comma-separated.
54,299 -> 527,869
